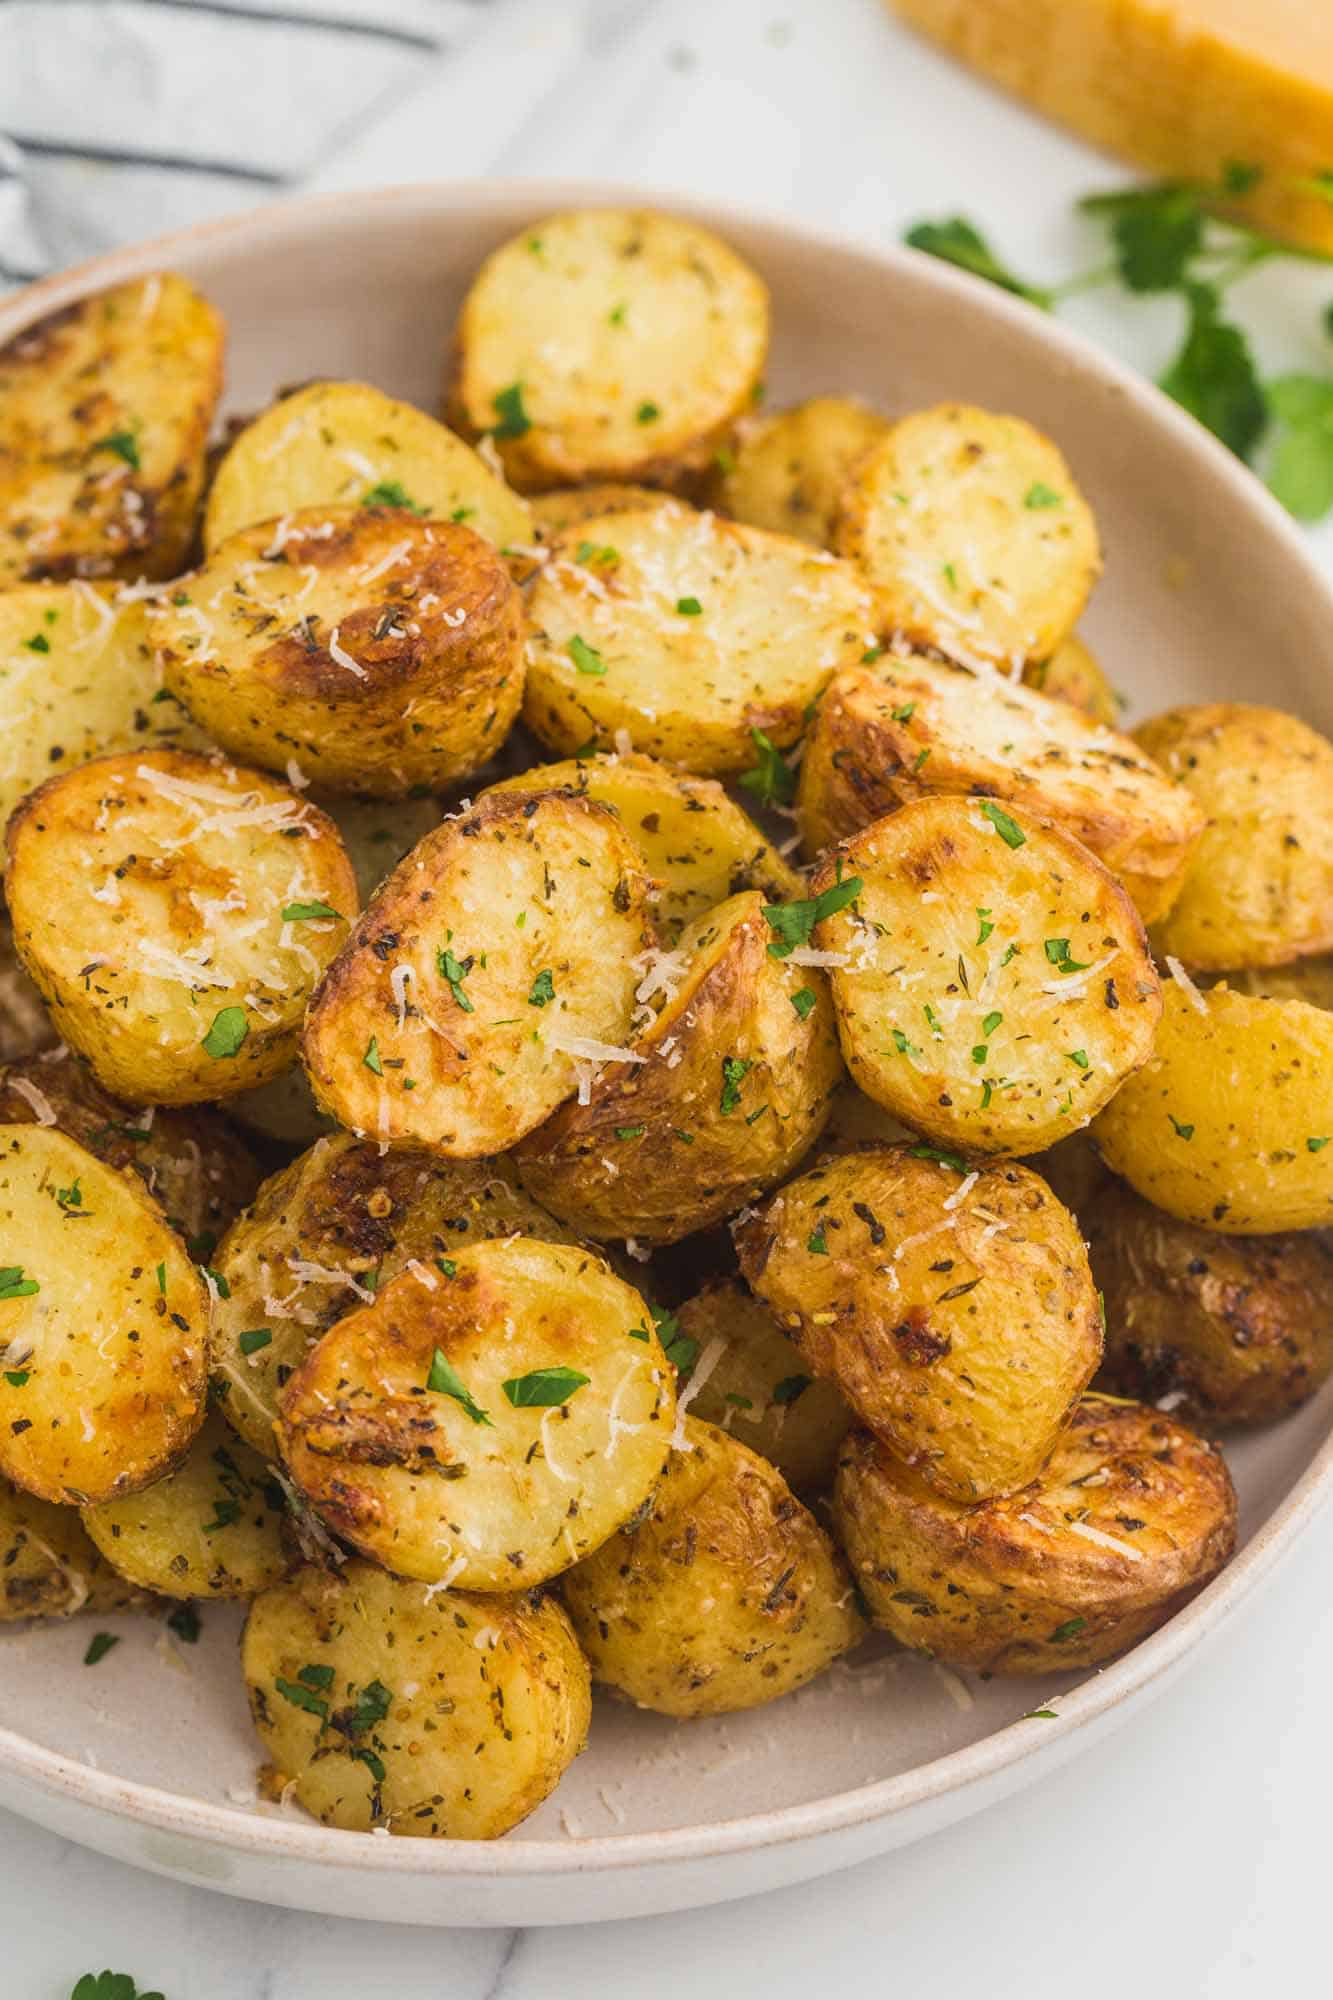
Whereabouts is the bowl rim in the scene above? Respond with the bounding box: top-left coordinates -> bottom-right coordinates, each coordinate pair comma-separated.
2,175 -> 1331,1879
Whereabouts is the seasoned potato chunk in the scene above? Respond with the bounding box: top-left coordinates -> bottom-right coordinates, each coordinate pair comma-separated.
0,273 -> 224,584
5,749 -> 358,1104
302,789 -> 650,1156
485,750 -> 800,935
447,208 -> 769,491
834,1397 -> 1236,1673
562,1416 -> 864,1716
212,1134 -> 579,1456
1092,983 -> 1333,1232
834,404 -> 1100,669
530,484 -> 671,538
0,921 -> 56,1065
514,891 -> 843,1244
796,653 -> 1203,921
808,797 -> 1161,1157
709,396 -> 888,546
202,379 -> 532,555
0,1476 -> 149,1620
243,1559 -> 590,1837
0,1125 -> 208,1503
277,1237 -> 674,1590
734,1146 -> 1102,1502
1023,634 -> 1119,727
1134,703 -> 1333,969
523,508 -> 875,774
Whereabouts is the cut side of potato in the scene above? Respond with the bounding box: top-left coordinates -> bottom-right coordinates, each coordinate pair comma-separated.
0,1475 -> 149,1620
1023,633 -> 1119,727
202,379 -> 533,556
0,273 -> 224,585
276,1236 -> 674,1591
513,890 -> 843,1244
834,1396 -> 1236,1673
243,1559 -> 590,1837
5,749 -> 358,1104
523,507 -> 876,774
447,208 -> 769,491
809,796 -> 1161,1157
709,396 -> 889,546
302,788 -> 651,1156
0,1124 -> 208,1504
835,403 -> 1100,670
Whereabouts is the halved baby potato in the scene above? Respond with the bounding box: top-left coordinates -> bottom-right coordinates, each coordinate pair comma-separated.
1023,633 -> 1119,728
834,403 -> 1101,670
0,1125 -> 208,1504
809,796 -> 1161,1157
276,1236 -> 674,1591
834,1396 -> 1236,1673
447,208 -> 769,491
0,272 -> 224,584
562,1415 -> 864,1717
513,890 -> 843,1244
796,652 -> 1203,922
523,507 -> 876,773
709,395 -> 889,546
243,1558 -> 590,1837
1,1476 -> 148,1620
5,749 -> 358,1104
302,789 -> 650,1156
734,1145 -> 1102,1502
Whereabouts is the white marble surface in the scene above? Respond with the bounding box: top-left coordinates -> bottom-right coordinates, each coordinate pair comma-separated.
7,0 -> 1333,1990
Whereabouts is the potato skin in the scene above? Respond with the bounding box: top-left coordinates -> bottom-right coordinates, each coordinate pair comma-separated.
243,1559 -> 590,1837
0,1475 -> 149,1620
735,1146 -> 1102,1502
0,273 -> 224,584
1024,634 -> 1119,728
154,509 -> 526,798
513,891 -> 844,1245
562,1416 -> 864,1717
1092,983 -> 1333,1232
1134,703 -> 1333,969
834,1396 -> 1236,1673
708,396 -> 889,546
1085,1180 -> 1333,1425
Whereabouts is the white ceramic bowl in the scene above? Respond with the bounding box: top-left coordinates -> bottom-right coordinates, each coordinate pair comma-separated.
1,181 -> 1331,1929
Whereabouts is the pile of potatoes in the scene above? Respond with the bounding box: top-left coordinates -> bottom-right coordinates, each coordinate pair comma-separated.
0,207 -> 1330,1840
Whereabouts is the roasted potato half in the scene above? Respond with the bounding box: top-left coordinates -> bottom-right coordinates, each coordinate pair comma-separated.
1134,703 -> 1333,970
1023,634 -> 1119,728
1085,1180 -> 1333,1426
243,1559 -> 590,1837
0,1476 -> 148,1621
530,484 -> 671,538
834,404 -> 1100,670
202,379 -> 533,555
277,1236 -> 674,1591
484,750 -> 800,936
0,273 -> 224,585
5,749 -> 358,1105
709,396 -> 889,546
562,1416 -> 864,1716
1092,982 -> 1333,1232
0,1125 -> 208,1504
796,653 -> 1203,922
514,890 -> 843,1244
447,208 -> 769,491
212,1133 -> 579,1457
834,1396 -> 1236,1673
808,796 -> 1161,1157
734,1146 -> 1102,1502
302,788 -> 650,1156
0,921 -> 56,1065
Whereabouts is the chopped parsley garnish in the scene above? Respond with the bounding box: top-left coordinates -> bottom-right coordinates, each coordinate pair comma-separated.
437,946 -> 474,1012
978,801 -> 1025,848
1169,1114 -> 1195,1140
0,1265 -> 39,1301
636,400 -> 661,423
719,1055 -> 752,1115
281,900 -> 343,922
1050,1616 -> 1087,1643
890,701 -> 916,723
739,727 -> 796,807
84,1632 -> 120,1667
807,1224 -> 829,1255
362,479 -> 426,512
201,1006 -> 248,1060
1044,938 -> 1091,973
94,429 -> 140,470
502,1366 -> 590,1408
155,1262 -> 166,1295
909,1143 -> 969,1172
1024,482 -> 1063,509
527,968 -> 555,1007
675,595 -> 703,616
574,540 -> 618,566
976,908 -> 994,945
167,1603 -> 201,1644
52,1176 -> 85,1213
276,1675 -> 328,1720
891,1027 -> 922,1061
1307,1134 -> 1331,1152
903,217 -> 1053,307
349,1678 -> 393,1732
353,1746 -> 387,1783
23,631 -> 50,653
568,633 -> 607,676
363,1036 -> 383,1075
790,987 -> 817,1021
202,1497 -> 241,1535
615,1124 -> 645,1140
941,561 -> 958,589
491,383 -> 531,439
426,1348 -> 492,1425
70,1975 -> 165,2000
4,1370 -> 28,1387
763,874 -> 863,958
1067,1048 -> 1090,1068
772,1374 -> 811,1406
238,1328 -> 272,1355
200,1264 -> 229,1298
981,1010 -> 1003,1036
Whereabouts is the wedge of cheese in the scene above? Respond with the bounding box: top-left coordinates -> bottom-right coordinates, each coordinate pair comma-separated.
887,0 -> 1333,252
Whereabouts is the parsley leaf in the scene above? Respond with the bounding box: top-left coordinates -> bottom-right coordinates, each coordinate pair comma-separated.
904,217 -> 1052,308
719,1055 -> 752,1116
762,874 -> 863,958
738,727 -> 796,807
276,1675 -> 328,1720
0,1265 -> 39,1300
790,987 -> 817,1021
527,968 -> 555,1007
426,1347 -> 492,1425
84,1632 -> 120,1666
675,595 -> 702,616
1265,374 -> 1333,519
502,1366 -> 590,1408
1081,181 -> 1205,292
1023,482 -> 1062,510
437,946 -> 474,1012
281,900 -> 343,923
201,1006 -> 248,1061
70,1976 -> 166,2000
93,430 -> 140,470
238,1328 -> 271,1355
568,634 -> 607,676
1160,282 -> 1267,459
363,1036 -> 383,1075
362,479 -> 426,512
978,801 -> 1025,848
491,383 -> 531,439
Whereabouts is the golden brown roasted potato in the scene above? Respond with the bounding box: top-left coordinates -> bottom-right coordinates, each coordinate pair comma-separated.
302,788 -> 650,1156
202,379 -> 533,555
0,920 -> 56,1065
708,396 -> 889,546
243,1559 -> 590,1837
834,403 -> 1101,670
0,272 -> 224,584
5,749 -> 358,1104
530,484 -> 672,538
562,1416 -> 864,1716
1133,703 -> 1333,969
0,1124 -> 208,1503
795,652 -> 1203,922
1092,981 -> 1333,1232
447,208 -> 769,491
807,796 -> 1161,1157
1023,633 -> 1120,727
834,1396 -> 1236,1673
734,1145 -> 1102,1502
277,1237 -> 674,1590
522,508 -> 876,774
0,1475 -> 150,1620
